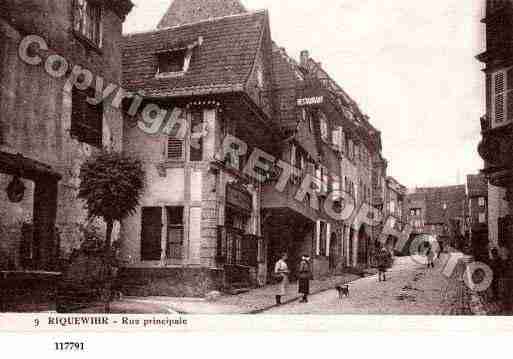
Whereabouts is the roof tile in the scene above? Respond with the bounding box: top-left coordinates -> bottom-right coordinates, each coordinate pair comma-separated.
122,11 -> 267,97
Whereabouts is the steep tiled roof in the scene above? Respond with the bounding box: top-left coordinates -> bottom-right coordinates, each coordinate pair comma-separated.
158,0 -> 247,28
122,11 -> 267,98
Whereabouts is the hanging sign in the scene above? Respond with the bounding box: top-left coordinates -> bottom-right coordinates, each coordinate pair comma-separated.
6,176 -> 25,203
297,96 -> 324,107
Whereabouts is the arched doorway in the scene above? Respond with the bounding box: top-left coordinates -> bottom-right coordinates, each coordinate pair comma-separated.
348,227 -> 355,267
329,232 -> 337,271
357,225 -> 369,266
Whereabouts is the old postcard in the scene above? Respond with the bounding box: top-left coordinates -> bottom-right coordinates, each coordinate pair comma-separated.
1,0 -> 513,350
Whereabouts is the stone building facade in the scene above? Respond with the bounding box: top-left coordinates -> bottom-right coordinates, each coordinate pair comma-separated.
293,51 -> 385,270
120,10 -> 278,295
0,0 -> 133,270
477,0 -> 513,260
118,0 -> 396,295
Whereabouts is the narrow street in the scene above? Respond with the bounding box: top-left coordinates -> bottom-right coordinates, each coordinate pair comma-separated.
264,255 -> 467,315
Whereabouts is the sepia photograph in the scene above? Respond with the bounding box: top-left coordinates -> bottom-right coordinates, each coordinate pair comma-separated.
0,0 -> 512,325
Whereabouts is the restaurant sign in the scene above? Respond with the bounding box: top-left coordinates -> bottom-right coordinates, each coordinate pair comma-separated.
226,183 -> 253,213
297,96 -> 324,107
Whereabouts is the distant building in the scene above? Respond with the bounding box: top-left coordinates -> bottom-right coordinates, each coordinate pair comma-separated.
476,0 -> 513,259
467,174 -> 488,261
406,185 -> 468,250
384,176 -> 407,247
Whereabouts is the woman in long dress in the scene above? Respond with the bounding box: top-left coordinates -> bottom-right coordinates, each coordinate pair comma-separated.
298,255 -> 313,303
274,253 -> 289,305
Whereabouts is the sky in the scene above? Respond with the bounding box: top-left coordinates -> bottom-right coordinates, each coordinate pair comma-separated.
124,0 -> 486,189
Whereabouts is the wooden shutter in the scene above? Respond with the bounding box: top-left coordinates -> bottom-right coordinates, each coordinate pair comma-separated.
168,138 -> 183,160
71,87 -> 102,148
141,207 -> 163,261
494,71 -> 506,124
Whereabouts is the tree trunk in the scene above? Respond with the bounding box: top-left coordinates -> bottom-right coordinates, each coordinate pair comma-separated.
104,219 -> 114,314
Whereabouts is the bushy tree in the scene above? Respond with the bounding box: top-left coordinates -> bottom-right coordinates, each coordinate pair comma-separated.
78,151 -> 145,251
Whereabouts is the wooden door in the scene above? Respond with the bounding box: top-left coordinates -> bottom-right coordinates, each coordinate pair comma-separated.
141,207 -> 163,261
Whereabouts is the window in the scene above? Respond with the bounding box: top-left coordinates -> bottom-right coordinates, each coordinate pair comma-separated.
256,67 -> 264,88
319,222 -> 327,256
73,0 -> 102,47
190,110 -> 204,161
167,110 -> 186,160
156,48 -> 193,78
478,197 -> 486,207
340,128 -> 346,154
319,112 -> 329,142
158,49 -> 187,73
390,200 -> 396,214
168,138 -> 184,160
71,87 -> 103,148
479,212 -> 486,224
332,127 -> 341,150
226,143 -> 243,171
166,207 -> 184,259
490,67 -> 513,126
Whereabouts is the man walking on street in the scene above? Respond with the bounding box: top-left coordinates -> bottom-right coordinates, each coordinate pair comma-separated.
378,248 -> 390,282
298,255 -> 313,303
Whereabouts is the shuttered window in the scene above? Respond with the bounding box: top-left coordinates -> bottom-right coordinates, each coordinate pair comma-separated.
491,67 -> 513,126
168,138 -> 184,160
71,87 -> 103,148
141,207 -> 163,261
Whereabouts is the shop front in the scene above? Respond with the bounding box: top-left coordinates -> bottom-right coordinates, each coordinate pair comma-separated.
217,182 -> 261,289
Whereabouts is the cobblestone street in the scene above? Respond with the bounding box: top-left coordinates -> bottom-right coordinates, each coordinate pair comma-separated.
264,255 -> 468,315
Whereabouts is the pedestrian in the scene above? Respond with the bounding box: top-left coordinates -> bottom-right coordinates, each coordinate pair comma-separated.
274,252 -> 289,305
298,254 -> 313,303
490,248 -> 504,303
377,248 -> 389,282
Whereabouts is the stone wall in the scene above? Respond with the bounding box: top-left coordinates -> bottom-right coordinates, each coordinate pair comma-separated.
116,267 -> 224,298
0,0 -> 128,265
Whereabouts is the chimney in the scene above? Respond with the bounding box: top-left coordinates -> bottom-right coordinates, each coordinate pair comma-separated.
300,50 -> 309,67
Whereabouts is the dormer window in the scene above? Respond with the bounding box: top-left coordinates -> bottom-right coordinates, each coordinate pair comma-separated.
159,49 -> 187,73
156,48 -> 191,78
155,37 -> 203,79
